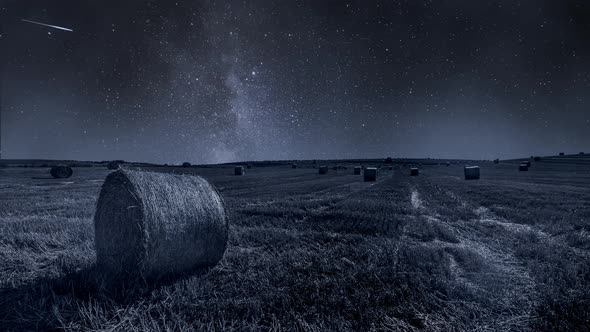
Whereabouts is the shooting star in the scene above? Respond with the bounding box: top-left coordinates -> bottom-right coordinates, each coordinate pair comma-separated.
21,19 -> 73,32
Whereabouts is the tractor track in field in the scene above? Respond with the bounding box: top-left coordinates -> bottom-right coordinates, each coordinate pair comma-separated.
294,177 -> 389,219
426,175 -> 590,258
434,181 -> 590,261
236,175 -> 388,222
407,185 -> 538,329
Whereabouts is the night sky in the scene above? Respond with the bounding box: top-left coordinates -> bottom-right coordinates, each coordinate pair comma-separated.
1,1 -> 589,164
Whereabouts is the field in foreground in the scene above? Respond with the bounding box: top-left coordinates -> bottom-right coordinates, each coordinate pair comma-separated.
1,158 -> 589,331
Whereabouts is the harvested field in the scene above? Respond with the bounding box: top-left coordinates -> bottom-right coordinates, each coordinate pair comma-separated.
0,157 -> 589,331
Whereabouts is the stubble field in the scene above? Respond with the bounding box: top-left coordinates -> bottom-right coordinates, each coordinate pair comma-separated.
1,157 -> 589,331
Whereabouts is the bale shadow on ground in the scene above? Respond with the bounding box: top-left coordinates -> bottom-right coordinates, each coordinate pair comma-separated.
0,264 -> 212,331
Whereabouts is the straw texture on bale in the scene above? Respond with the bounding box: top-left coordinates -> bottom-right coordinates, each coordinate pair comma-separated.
50,165 -> 73,179
235,166 -> 244,175
354,166 -> 361,175
410,168 -> 419,176
94,169 -> 228,279
519,164 -> 529,171
319,166 -> 328,174
464,166 -> 480,180
364,167 -> 377,182
107,161 -> 120,170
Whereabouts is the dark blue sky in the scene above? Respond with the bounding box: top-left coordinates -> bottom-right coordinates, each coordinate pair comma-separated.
1,0 -> 589,163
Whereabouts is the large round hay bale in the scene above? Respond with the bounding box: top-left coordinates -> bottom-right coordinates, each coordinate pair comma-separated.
410,168 -> 419,176
319,166 -> 328,174
364,167 -> 377,182
234,166 -> 244,175
464,166 -> 480,180
107,161 -> 120,170
354,166 -> 361,175
50,165 -> 73,179
94,169 -> 228,279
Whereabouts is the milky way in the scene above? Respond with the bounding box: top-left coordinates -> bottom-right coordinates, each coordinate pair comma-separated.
1,1 -> 589,163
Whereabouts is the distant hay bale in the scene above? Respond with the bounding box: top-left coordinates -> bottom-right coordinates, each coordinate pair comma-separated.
580,152 -> 585,155
292,163 -> 297,169
493,159 -> 499,164
94,169 -> 228,279
50,165 -> 73,179
533,156 -> 541,161
464,166 -> 480,180
182,162 -> 191,168
519,164 -> 529,171
354,166 -> 361,175
107,161 -> 120,170
235,166 -> 244,175
319,166 -> 328,174
364,167 -> 377,182
410,168 -> 419,176
559,152 -> 565,156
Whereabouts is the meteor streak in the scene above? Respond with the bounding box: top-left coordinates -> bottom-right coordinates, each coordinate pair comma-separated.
21,19 -> 73,32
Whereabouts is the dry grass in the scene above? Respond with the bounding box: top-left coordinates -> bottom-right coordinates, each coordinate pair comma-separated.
0,159 -> 589,331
